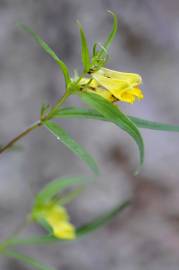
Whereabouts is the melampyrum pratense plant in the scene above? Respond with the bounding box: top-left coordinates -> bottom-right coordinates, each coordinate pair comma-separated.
0,11 -> 179,270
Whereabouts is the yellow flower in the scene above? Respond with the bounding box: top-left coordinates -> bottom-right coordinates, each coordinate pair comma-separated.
92,68 -> 143,104
35,202 -> 76,240
79,77 -> 117,102
79,68 -> 144,104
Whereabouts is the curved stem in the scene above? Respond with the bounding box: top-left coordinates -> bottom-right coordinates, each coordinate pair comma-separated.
0,92 -> 71,249
0,121 -> 42,155
0,92 -> 70,155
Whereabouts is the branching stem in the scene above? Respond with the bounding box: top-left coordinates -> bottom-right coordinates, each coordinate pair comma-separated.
0,121 -> 42,154
0,92 -> 70,155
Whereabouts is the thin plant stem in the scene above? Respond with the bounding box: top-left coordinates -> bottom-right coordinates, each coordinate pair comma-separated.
0,91 -> 70,250
0,121 -> 42,155
0,92 -> 70,155
46,91 -> 70,119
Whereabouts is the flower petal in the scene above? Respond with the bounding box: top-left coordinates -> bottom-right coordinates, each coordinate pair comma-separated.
79,78 -> 98,89
131,88 -> 144,99
53,221 -> 76,240
40,203 -> 76,240
110,88 -> 144,103
44,204 -> 69,224
79,67 -> 143,105
98,68 -> 142,86
87,89 -> 116,102
92,73 -> 130,92
119,92 -> 135,103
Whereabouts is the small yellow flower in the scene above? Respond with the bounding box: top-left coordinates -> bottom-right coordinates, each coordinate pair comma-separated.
92,68 -> 143,104
79,78 -> 116,102
80,67 -> 144,104
34,202 -> 76,240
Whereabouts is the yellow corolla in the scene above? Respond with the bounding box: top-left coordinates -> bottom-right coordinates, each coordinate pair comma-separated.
80,68 -> 144,104
79,77 -> 116,102
36,202 -> 76,240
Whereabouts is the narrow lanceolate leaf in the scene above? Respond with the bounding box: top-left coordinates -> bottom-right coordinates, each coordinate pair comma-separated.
97,11 -> 118,58
36,176 -> 86,205
77,21 -> 90,72
129,116 -> 179,132
55,107 -> 179,133
9,200 -> 130,246
19,24 -> 70,86
54,107 -> 107,121
7,235 -> 57,246
3,250 -> 55,270
76,200 -> 130,237
80,92 -> 144,172
44,121 -> 99,175
92,42 -> 98,57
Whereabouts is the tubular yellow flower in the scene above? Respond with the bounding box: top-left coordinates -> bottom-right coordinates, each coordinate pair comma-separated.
35,202 -> 76,240
79,67 -> 143,104
79,78 -> 116,102
92,68 -> 143,104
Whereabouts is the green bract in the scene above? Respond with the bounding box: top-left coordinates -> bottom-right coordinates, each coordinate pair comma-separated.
35,176 -> 86,206
90,11 -> 118,72
77,21 -> 91,73
77,11 -> 118,73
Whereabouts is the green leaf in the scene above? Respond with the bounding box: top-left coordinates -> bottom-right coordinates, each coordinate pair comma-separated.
40,103 -> 50,119
76,200 -> 130,236
8,200 -> 129,246
129,116 -> 179,132
77,21 -> 90,72
18,23 -> 70,86
92,42 -> 98,57
34,218 -> 53,234
3,250 -> 55,270
97,11 -> 118,59
35,176 -> 86,205
7,235 -> 57,246
44,121 -> 99,175
80,92 -> 144,173
58,187 -> 84,206
55,107 -> 179,133
54,107 -> 107,120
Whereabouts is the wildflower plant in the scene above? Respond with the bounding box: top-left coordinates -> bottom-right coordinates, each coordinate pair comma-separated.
0,11 -> 179,269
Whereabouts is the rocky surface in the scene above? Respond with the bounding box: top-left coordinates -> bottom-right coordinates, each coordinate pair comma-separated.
1,0 -> 179,269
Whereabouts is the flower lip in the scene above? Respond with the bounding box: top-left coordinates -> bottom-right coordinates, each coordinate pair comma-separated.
78,67 -> 143,104
33,202 -> 76,240
91,67 -> 143,104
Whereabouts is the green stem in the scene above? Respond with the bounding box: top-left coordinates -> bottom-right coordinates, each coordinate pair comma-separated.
0,121 -> 42,155
0,92 -> 70,249
0,92 -> 70,155
46,91 -> 70,120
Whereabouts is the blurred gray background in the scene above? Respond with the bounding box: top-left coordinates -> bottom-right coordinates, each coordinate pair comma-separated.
1,0 -> 179,269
